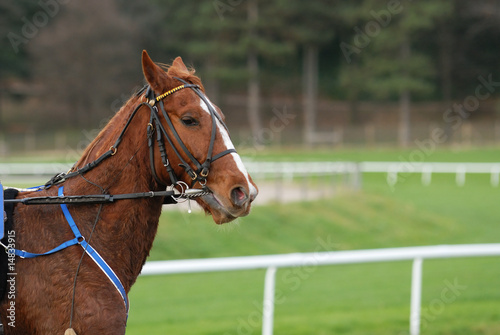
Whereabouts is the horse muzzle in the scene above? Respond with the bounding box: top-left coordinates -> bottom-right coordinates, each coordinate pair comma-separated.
199,184 -> 258,224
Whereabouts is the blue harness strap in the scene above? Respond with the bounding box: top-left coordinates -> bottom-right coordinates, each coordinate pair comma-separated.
12,186 -> 82,258
78,240 -> 129,312
14,237 -> 82,258
6,186 -> 129,317
58,186 -> 129,315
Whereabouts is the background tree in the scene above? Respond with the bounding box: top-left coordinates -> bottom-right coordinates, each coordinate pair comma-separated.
0,1 -> 39,131
28,0 -> 142,129
152,0 -> 293,145
274,0 -> 338,145
339,0 -> 453,146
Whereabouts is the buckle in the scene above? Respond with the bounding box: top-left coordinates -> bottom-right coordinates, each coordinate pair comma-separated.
147,123 -> 155,134
45,172 -> 67,188
200,168 -> 209,178
188,171 -> 198,181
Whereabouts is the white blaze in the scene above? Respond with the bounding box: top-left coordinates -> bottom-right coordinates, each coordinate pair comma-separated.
200,99 -> 257,197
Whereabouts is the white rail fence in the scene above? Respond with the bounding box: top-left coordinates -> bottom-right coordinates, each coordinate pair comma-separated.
246,161 -> 500,187
141,244 -> 500,335
359,161 -> 500,187
1,162 -> 499,187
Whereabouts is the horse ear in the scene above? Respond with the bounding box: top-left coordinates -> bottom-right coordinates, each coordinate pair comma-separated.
172,56 -> 188,72
141,50 -> 169,92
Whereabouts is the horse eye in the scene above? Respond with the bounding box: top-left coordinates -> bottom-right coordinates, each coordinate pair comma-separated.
181,116 -> 199,127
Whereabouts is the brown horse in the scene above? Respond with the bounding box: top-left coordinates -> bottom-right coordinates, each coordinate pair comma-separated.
0,50 -> 258,334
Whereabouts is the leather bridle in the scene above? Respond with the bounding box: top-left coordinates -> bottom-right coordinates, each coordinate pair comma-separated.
44,77 -> 236,192
145,77 -> 236,188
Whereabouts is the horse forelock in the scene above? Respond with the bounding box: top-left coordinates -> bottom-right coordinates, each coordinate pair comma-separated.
159,62 -> 205,93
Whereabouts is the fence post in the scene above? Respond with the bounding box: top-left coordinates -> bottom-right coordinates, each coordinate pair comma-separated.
410,258 -> 423,335
421,165 -> 432,186
491,166 -> 500,187
456,165 -> 466,187
387,165 -> 399,188
275,171 -> 282,203
262,266 -> 277,335
353,163 -> 362,190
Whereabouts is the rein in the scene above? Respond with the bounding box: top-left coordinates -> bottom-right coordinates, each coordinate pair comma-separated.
3,188 -> 210,206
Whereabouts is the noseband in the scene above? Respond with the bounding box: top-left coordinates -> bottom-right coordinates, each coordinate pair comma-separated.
144,77 -> 236,188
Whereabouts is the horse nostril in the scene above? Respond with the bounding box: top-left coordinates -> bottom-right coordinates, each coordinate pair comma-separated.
231,186 -> 248,207
249,188 -> 257,203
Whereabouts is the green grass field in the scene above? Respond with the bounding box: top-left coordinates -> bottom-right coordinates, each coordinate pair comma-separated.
3,146 -> 500,334
122,147 -> 500,335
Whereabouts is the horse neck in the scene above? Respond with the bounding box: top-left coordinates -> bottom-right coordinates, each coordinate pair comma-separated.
64,96 -> 166,289
74,93 -> 167,189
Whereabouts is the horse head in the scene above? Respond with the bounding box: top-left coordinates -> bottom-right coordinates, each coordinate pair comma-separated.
141,51 -> 258,224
